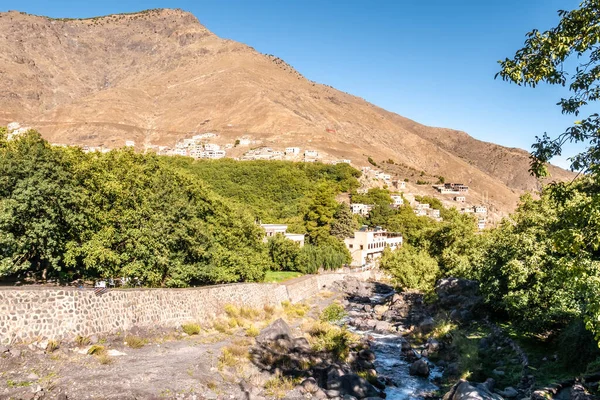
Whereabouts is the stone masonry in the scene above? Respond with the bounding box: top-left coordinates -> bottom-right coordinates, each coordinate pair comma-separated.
0,270 -> 374,344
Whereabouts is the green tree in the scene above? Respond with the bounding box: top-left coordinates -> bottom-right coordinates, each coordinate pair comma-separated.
267,234 -> 302,271
303,183 -> 338,245
330,203 -> 357,239
497,0 -> 600,176
380,245 -> 440,292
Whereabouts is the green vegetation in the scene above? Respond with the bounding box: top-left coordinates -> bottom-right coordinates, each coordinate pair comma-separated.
264,270 -> 303,283
307,320 -> 359,361
380,245 -> 439,292
320,303 -> 347,323
124,335 -> 146,348
181,323 -> 202,335
0,130 -> 357,286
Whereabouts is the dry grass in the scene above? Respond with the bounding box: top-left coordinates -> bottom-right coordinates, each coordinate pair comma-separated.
97,353 -> 113,365
45,340 -> 60,353
87,345 -> 106,356
182,323 -> 202,335
264,375 -> 300,399
264,304 -> 276,317
218,343 -> 250,371
124,335 -> 145,349
281,300 -> 309,319
212,320 -> 231,334
246,325 -> 260,337
75,335 -> 90,346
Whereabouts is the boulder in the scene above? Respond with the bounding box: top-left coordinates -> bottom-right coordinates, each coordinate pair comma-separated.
571,383 -> 597,400
501,387 -> 518,398
374,321 -> 392,333
409,359 -> 430,377
255,318 -> 292,347
338,374 -> 382,398
419,317 -> 435,333
443,380 -> 504,400
292,337 -> 311,352
359,349 -> 376,362
300,377 -> 319,394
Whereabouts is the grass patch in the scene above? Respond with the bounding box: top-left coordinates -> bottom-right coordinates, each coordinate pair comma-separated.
124,335 -> 146,349
7,380 -> 33,388
246,325 -> 260,337
264,271 -> 303,283
431,319 -> 458,341
212,320 -> 230,334
75,335 -> 90,346
282,300 -> 309,319
97,353 -> 113,365
87,345 -> 106,356
45,340 -> 60,353
182,323 -> 201,336
308,321 -> 359,361
218,344 -> 249,371
264,375 -> 300,399
320,303 -> 347,323
264,304 -> 276,317
224,304 -> 240,318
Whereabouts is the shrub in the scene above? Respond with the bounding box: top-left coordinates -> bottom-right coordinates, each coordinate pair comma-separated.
46,340 -> 60,353
379,246 -> 439,292
87,345 -> 106,355
320,303 -> 347,323
182,323 -> 201,335
282,300 -> 309,319
224,304 -> 240,318
308,321 -> 359,361
367,157 -> 377,167
75,335 -> 91,346
246,325 -> 260,337
124,335 -> 145,348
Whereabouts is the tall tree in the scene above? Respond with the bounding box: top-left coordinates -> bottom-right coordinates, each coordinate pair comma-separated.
330,203 -> 357,239
497,0 -> 600,177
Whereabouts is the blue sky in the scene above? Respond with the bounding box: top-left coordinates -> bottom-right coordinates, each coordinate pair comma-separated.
1,0 -> 583,168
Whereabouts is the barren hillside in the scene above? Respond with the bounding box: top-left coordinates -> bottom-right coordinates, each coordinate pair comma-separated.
0,8 -> 573,214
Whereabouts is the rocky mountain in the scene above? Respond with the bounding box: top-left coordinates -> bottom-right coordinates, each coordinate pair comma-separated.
0,8 -> 573,214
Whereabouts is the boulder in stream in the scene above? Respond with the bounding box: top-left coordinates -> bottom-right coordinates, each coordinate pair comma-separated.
443,380 -> 504,400
409,359 -> 430,377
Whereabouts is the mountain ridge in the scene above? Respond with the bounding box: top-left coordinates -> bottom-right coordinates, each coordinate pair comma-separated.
0,8 -> 573,215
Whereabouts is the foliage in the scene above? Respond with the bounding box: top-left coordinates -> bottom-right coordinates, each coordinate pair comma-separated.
264,270 -> 303,283
330,203 -> 357,239
297,240 -> 351,274
497,0 -> 600,177
307,320 -> 359,361
267,234 -> 303,271
320,303 -> 347,322
367,157 -> 377,167
380,245 -> 440,292
182,323 -> 201,335
0,131 -> 269,286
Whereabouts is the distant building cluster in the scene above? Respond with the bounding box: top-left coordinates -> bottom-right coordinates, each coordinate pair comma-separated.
434,183 -> 469,194
156,133 -> 227,159
241,147 -> 285,161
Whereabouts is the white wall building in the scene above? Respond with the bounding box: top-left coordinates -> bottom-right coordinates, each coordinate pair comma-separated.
260,224 -> 305,247
304,150 -> 319,158
125,140 -> 135,147
285,147 -> 300,155
351,203 -> 373,216
344,228 -> 403,267
454,196 -> 466,202
390,195 -> 404,207
474,206 -> 487,214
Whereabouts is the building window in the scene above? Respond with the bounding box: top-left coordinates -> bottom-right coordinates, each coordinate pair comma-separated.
349,244 -> 353,249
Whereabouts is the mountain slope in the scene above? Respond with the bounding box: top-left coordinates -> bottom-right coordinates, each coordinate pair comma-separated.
0,8 -> 573,214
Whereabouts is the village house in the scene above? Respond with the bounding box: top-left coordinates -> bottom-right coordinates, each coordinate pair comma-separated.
304,150 -> 319,159
477,218 -> 486,230
260,224 -> 305,247
125,140 -> 135,147
356,188 -> 369,194
204,143 -> 221,151
285,147 -> 300,155
350,203 -> 373,216
332,159 -> 352,165
454,196 -> 466,202
344,227 -> 403,267
392,180 -> 407,190
174,148 -> 188,156
428,208 -> 441,218
390,195 -> 404,207
474,205 -> 487,214
203,150 -> 226,159
237,138 -> 252,146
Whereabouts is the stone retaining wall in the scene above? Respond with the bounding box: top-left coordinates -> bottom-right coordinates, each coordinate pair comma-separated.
0,270 -> 374,344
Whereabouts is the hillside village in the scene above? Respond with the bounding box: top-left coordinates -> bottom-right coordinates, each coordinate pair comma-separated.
6,122 -> 494,231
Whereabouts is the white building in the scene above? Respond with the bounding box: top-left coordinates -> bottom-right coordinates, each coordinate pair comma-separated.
285,147 -> 301,155
238,138 -> 252,146
390,195 -> 404,207
428,208 -> 441,218
351,203 -> 373,216
304,150 -> 319,158
477,219 -> 486,230
332,159 -> 352,165
454,196 -> 466,202
474,205 -> 487,214
204,143 -> 221,151
203,150 -> 226,159
260,224 -> 305,247
344,228 -> 403,267
356,188 -> 369,194
174,148 -> 188,156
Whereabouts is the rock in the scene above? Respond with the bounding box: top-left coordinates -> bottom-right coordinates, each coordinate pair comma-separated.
292,337 -> 311,352
426,338 -> 441,352
326,389 -> 341,398
203,389 -> 218,400
359,349 -> 376,362
374,321 -> 391,333
445,362 -> 459,376
300,378 -> 319,394
338,374 -> 381,398
443,380 -> 504,400
392,293 -> 402,303
401,341 -> 412,351
531,390 -> 551,400
89,335 -> 99,344
0,345 -> 8,353
9,348 -> 21,358
419,317 -> 435,333
571,383 -> 596,400
492,369 -> 505,376
326,365 -> 346,390
57,394 -> 68,400
501,387 -> 518,398
343,395 -> 358,400
313,389 -> 328,399
409,359 -> 430,377
373,304 -> 389,316
106,349 -> 127,356
27,373 -> 40,380
255,318 -> 292,347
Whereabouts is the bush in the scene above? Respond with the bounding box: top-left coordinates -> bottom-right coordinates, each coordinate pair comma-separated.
124,335 -> 146,348
367,157 -> 377,167
182,323 -> 201,335
320,303 -> 347,323
380,246 -> 439,292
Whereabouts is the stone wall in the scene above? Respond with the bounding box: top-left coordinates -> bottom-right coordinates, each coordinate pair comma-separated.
0,270 -> 373,344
